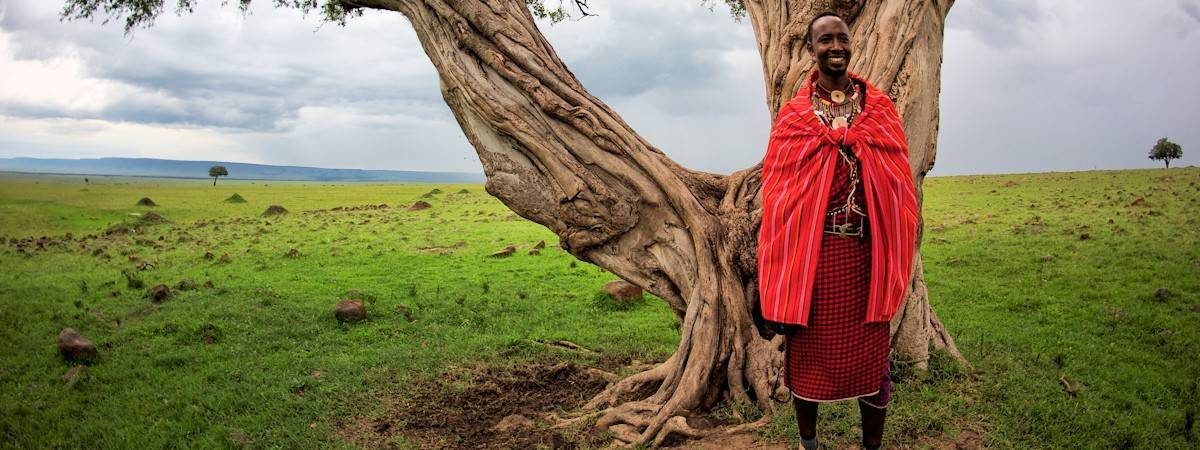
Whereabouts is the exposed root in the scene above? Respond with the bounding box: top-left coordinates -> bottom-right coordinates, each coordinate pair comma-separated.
585,368 -> 620,383
583,357 -> 673,409
595,403 -> 656,430
532,339 -> 595,353
546,409 -> 603,430
652,416 -> 711,447
607,424 -> 641,445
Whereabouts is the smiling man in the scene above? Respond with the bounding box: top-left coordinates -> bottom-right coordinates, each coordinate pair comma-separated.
757,12 -> 920,450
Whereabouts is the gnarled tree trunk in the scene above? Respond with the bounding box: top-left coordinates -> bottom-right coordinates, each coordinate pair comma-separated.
351,0 -> 962,445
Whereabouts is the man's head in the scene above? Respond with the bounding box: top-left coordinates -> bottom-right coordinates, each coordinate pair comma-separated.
805,13 -> 852,79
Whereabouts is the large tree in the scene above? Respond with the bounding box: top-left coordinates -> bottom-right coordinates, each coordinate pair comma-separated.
64,0 -> 962,445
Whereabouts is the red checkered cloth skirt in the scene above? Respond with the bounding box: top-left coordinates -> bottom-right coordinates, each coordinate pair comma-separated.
785,150 -> 891,404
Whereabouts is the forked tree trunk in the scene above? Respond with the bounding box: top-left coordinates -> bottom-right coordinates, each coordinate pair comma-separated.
350,0 -> 962,445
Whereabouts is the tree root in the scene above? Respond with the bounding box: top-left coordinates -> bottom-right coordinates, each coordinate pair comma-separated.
600,412 -> 773,448
583,356 -> 673,410
532,339 -> 595,353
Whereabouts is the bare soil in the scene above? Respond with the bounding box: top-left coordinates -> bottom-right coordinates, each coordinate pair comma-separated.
341,359 -> 988,449
339,362 -> 610,449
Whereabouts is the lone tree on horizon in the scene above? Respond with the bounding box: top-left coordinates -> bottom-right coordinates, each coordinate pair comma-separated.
1149,137 -> 1183,169
208,165 -> 228,186
63,0 -> 964,445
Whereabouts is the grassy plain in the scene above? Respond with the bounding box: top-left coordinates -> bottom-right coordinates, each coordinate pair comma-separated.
0,168 -> 1197,449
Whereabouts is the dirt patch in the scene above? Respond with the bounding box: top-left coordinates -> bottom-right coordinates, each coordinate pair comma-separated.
262,205 -> 289,216
339,362 -> 610,449
138,212 -> 168,225
416,241 -> 467,254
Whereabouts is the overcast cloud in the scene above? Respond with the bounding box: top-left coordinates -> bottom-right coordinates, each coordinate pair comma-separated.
0,0 -> 1197,175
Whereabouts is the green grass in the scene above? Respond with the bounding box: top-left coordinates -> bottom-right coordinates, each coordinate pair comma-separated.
1,168 -> 1198,449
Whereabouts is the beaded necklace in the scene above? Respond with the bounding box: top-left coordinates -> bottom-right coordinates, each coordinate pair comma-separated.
811,79 -> 862,129
810,80 -> 867,222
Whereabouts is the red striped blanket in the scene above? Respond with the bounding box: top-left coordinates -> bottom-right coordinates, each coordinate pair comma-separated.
758,71 -> 919,325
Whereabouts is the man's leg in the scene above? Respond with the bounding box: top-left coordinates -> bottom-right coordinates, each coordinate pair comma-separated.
794,398 -> 819,449
858,399 -> 886,449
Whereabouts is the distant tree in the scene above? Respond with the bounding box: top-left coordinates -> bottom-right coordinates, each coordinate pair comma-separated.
208,165 -> 229,185
1149,138 -> 1183,169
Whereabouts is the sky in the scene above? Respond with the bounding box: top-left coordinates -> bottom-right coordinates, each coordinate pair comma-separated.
0,0 -> 1198,176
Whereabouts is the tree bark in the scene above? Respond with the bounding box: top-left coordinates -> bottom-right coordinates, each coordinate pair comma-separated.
350,0 -> 962,445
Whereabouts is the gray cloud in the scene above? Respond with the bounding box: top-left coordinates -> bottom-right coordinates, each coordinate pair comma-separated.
946,0 -> 1048,49
1180,0 -> 1200,23
936,0 -> 1200,175
0,0 -> 1197,175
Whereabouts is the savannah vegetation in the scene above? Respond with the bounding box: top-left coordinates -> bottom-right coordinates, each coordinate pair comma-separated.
209,166 -> 229,186
1,167 -> 1198,448
1149,138 -> 1184,169
58,1 -> 960,442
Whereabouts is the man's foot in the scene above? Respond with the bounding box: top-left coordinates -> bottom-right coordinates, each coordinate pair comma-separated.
800,434 -> 819,450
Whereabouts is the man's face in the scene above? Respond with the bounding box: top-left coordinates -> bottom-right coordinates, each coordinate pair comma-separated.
807,16 -> 852,78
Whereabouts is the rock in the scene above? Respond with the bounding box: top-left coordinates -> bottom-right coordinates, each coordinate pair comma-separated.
533,240 -> 546,250
492,414 -> 533,432
1154,287 -> 1172,301
148,284 -> 171,303
335,299 -> 367,323
262,205 -> 288,216
603,280 -> 643,303
490,245 -> 516,257
62,365 -> 88,387
223,193 -> 247,203
285,248 -> 301,258
58,328 -> 98,363
136,197 -> 157,207
407,201 -> 432,211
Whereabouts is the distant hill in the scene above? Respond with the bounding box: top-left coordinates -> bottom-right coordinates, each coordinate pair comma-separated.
0,157 -> 484,183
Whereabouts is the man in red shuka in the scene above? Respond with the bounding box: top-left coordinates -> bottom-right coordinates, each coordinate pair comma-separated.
757,12 -> 919,450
